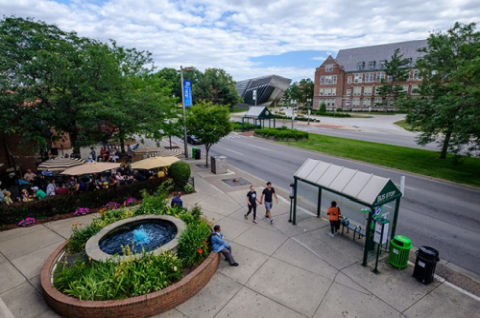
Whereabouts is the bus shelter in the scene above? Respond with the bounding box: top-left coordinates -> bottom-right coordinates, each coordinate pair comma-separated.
292,159 -> 403,266
241,106 -> 276,131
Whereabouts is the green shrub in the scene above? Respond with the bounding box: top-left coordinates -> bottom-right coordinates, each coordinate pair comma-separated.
54,251 -> 182,300
184,184 -> 194,194
274,114 -> 320,122
0,177 -> 168,226
177,220 -> 211,268
168,161 -> 191,190
319,102 -> 327,113
255,127 -> 309,141
231,121 -> 257,131
311,110 -> 351,117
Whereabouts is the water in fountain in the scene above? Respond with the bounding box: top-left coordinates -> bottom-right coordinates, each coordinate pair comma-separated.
133,225 -> 151,245
99,220 -> 177,255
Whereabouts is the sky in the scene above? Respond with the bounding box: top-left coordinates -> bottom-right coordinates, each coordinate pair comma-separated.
1,0 -> 479,82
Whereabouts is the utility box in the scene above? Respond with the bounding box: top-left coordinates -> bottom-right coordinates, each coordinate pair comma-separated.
211,156 -> 227,174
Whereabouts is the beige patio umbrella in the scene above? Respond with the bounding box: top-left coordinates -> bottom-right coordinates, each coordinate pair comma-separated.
131,156 -> 180,170
133,146 -> 183,157
60,162 -> 120,175
37,157 -> 85,171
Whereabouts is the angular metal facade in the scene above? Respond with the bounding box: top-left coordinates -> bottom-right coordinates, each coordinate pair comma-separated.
236,75 -> 292,107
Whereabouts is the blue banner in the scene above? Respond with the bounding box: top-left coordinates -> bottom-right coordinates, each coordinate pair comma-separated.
184,80 -> 192,107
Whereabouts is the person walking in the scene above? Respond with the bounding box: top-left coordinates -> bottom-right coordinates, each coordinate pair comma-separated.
211,225 -> 239,266
245,185 -> 261,224
327,201 -> 341,237
260,181 -> 278,224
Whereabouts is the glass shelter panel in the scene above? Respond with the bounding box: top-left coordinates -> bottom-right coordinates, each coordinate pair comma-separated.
295,180 -> 320,224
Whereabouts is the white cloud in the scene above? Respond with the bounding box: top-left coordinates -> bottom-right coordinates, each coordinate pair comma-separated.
1,0 -> 478,81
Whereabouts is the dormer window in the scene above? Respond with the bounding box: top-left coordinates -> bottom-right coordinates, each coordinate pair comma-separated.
368,61 -> 376,69
357,61 -> 365,70
379,60 -> 387,69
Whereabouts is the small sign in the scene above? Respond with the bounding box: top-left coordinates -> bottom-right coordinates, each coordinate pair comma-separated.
184,80 -> 192,107
374,206 -> 382,216
418,261 -> 425,268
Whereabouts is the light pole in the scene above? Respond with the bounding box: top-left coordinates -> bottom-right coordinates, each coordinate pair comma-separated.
180,66 -> 188,158
180,66 -> 194,159
290,99 -> 296,129
306,98 -> 312,125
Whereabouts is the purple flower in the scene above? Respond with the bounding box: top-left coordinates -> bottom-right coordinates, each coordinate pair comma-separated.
124,197 -> 137,207
105,202 -> 119,210
74,207 -> 90,216
18,217 -> 36,227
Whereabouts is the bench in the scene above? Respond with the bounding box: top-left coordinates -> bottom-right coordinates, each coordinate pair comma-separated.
341,218 -> 366,241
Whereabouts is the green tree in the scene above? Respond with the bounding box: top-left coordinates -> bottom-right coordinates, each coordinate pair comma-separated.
0,17 -> 117,153
283,83 -> 302,110
156,68 -> 181,100
376,48 -> 411,112
193,68 -> 241,107
298,78 -> 314,106
186,103 -> 232,167
414,22 -> 480,159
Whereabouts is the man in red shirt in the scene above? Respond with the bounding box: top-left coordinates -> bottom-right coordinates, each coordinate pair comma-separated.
55,183 -> 69,195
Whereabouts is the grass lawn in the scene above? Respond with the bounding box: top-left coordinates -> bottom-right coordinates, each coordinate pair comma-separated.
394,120 -> 422,132
280,134 -> 480,188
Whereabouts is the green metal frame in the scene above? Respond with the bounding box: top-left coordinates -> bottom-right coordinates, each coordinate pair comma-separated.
292,176 -> 402,266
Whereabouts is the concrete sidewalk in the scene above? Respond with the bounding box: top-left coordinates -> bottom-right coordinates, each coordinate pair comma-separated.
1,160 -> 479,318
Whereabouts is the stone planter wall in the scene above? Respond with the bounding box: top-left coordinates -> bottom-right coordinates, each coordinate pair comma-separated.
41,241 -> 220,318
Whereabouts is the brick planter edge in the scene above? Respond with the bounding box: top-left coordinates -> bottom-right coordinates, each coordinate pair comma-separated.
41,241 -> 220,318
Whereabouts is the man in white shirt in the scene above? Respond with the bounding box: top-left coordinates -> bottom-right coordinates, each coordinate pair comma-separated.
46,179 -> 57,196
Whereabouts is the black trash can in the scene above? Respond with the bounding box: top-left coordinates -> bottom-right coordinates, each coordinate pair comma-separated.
412,246 -> 440,285
195,148 -> 201,160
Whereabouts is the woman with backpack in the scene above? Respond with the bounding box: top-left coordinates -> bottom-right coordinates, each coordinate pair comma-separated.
327,201 -> 341,237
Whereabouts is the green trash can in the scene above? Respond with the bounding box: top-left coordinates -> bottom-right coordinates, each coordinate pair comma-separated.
192,147 -> 197,158
389,235 -> 412,269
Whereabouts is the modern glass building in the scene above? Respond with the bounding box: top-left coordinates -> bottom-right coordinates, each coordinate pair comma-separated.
236,75 -> 292,107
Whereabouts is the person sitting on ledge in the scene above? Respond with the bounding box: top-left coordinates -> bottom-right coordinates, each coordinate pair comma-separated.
171,192 -> 183,208
211,225 -> 239,267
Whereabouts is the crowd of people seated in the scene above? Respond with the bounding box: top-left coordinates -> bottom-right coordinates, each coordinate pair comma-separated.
2,162 -> 168,205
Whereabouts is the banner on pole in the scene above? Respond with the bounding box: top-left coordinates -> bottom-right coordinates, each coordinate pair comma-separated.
184,80 -> 192,107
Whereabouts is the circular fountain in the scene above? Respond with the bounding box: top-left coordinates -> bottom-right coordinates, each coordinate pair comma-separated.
86,215 -> 186,262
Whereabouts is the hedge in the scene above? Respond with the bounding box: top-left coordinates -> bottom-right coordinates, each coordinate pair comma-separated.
254,127 -> 308,141
231,121 -> 257,131
0,177 -> 169,226
310,110 -> 351,117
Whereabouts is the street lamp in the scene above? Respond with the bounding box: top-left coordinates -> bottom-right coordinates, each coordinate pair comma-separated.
290,99 -> 297,129
180,66 -> 194,159
306,98 -> 312,125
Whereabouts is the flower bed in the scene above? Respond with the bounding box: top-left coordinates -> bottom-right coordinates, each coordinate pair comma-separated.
40,184 -> 218,317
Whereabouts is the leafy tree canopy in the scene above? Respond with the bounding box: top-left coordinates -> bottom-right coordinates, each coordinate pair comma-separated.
186,102 -> 232,167
413,22 -> 480,159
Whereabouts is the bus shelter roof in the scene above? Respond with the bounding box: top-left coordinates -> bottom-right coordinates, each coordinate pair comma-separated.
294,159 -> 402,207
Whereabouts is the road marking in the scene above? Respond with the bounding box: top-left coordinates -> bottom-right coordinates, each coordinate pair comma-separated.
225,148 -> 244,156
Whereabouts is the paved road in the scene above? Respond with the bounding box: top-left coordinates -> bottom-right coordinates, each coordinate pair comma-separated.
197,133 -> 480,276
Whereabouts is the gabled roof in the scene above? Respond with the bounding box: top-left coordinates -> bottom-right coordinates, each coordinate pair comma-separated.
336,39 -> 428,72
244,106 -> 274,119
294,159 -> 402,206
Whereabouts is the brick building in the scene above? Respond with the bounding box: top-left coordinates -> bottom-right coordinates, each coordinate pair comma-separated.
313,40 -> 427,111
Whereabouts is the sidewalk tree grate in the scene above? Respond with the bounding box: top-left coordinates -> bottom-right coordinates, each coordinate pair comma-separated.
222,177 -> 251,187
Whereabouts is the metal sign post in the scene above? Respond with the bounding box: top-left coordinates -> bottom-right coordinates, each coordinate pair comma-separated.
372,218 -> 390,274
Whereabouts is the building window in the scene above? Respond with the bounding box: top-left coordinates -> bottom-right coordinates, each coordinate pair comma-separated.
411,85 -> 419,95
324,88 -> 331,96
325,64 -> 333,72
357,61 -> 365,70
346,89 -> 351,96
320,76 -> 324,84
319,88 -> 324,96
353,87 -> 362,96
403,85 -> 409,93
365,73 -> 374,83
387,75 -> 394,82
364,98 -> 372,106
376,72 -> 385,82
406,58 -> 413,65
379,60 -> 387,69
354,73 -> 362,83
345,101 -> 350,108
347,76 -> 352,84
364,86 -> 373,95
324,75 -> 337,85
352,98 -> 361,107
374,97 -> 382,106
413,69 -> 422,80
368,61 -> 376,69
